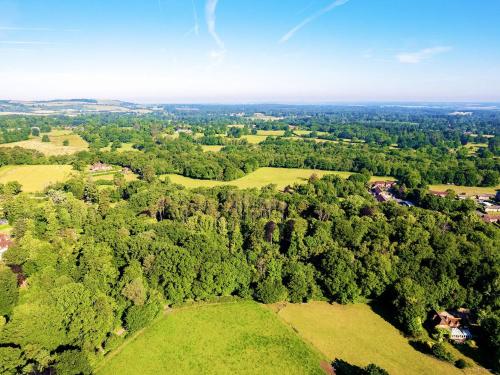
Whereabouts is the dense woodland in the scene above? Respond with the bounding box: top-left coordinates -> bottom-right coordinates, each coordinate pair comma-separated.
0,107 -> 499,374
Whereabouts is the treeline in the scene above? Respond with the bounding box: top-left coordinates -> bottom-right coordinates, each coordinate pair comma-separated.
0,174 -> 498,373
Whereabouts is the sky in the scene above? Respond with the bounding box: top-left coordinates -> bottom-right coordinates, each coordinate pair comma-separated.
0,0 -> 499,103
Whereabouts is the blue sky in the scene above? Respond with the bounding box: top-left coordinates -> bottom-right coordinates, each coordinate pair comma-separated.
0,0 -> 499,103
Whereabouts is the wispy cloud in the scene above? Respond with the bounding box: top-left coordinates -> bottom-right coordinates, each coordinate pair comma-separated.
0,26 -> 52,31
396,46 -> 452,64
279,0 -> 350,44
185,0 -> 200,37
0,40 -> 53,45
205,0 -> 224,49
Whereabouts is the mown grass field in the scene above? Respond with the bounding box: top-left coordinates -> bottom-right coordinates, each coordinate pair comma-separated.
0,129 -> 88,155
273,302 -> 487,375
101,143 -> 138,153
0,165 -> 73,192
201,145 -> 224,152
163,167 -> 395,190
97,302 -> 324,375
429,184 -> 499,196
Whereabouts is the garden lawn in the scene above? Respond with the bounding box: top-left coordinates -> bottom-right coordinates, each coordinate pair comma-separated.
162,167 -> 395,190
273,302 -> 488,375
97,302 -> 324,375
0,165 -> 73,192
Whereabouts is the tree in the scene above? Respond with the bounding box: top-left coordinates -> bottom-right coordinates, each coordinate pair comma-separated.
41,135 -> 50,142
31,127 -> 40,137
0,265 -> 18,316
54,350 -> 92,375
63,139 -> 70,146
255,277 -> 287,303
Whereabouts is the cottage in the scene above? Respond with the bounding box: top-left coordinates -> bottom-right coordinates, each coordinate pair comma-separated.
429,191 -> 448,198
476,194 -> 495,201
450,327 -> 472,343
482,214 -> 499,223
432,311 -> 461,329
90,162 -> 112,172
485,205 -> 500,213
0,233 -> 12,259
372,181 -> 396,189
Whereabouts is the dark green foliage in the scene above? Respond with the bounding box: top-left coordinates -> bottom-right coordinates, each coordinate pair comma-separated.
0,266 -> 18,316
431,343 -> 455,363
256,278 -> 288,304
125,299 -> 161,333
41,134 -> 50,142
332,359 -> 389,375
455,358 -> 469,369
54,350 -> 92,375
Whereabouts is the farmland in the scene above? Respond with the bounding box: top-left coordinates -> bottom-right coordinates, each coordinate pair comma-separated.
0,165 -> 73,192
0,129 -> 88,155
273,302 -> 487,375
97,302 -> 324,375
162,167 -> 395,190
429,184 -> 499,196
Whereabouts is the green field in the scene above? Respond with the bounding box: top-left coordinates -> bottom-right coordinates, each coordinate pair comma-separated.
201,145 -> 224,152
162,167 -> 395,190
429,184 -> 499,196
256,130 -> 285,136
97,302 -> 324,375
0,129 -> 88,155
0,165 -> 73,192
274,302 -> 487,375
101,143 -> 139,153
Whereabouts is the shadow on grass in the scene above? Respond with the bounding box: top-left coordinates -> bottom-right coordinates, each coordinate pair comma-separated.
451,340 -> 492,371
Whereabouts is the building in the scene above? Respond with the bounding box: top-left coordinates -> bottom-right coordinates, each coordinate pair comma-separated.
0,233 -> 12,259
371,181 -> 396,189
450,327 -> 473,343
476,194 -> 495,201
429,191 -> 448,198
482,214 -> 499,223
90,162 -> 112,172
432,311 -> 461,329
485,205 -> 500,213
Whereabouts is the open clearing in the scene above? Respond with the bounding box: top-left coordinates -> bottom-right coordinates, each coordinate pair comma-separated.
429,184 -> 499,196
97,302 -> 324,375
0,129 -> 88,155
0,165 -> 73,192
273,302 -> 487,375
163,167 -> 394,190
101,143 -> 138,153
201,145 -> 224,152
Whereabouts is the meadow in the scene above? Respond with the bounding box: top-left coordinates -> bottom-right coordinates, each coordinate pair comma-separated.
274,302 -> 487,375
162,167 -> 395,190
0,165 -> 73,192
0,129 -> 88,156
201,145 -> 224,152
429,184 -> 499,196
97,302 -> 325,375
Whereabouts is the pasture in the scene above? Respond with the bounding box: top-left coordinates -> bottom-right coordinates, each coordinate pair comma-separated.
163,167 -> 394,190
429,184 -> 499,196
0,165 -> 73,192
0,129 -> 88,155
97,302 -> 324,375
273,302 -> 487,375
201,145 -> 224,152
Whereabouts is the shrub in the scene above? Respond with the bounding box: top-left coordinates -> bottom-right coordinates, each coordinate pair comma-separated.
455,358 -> 469,369
125,300 -> 161,333
41,135 -> 50,142
54,350 -> 92,375
255,278 -> 288,303
431,343 -> 455,363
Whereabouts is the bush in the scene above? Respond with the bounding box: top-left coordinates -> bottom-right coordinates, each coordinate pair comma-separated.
54,350 -> 92,375
255,278 -> 288,303
455,358 -> 469,369
125,300 -> 161,333
431,343 -> 455,363
41,135 -> 50,142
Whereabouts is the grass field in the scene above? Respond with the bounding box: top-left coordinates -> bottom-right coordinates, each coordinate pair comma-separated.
429,184 -> 499,196
97,302 -> 324,375
0,129 -> 88,156
0,165 -> 73,192
273,302 -> 487,375
241,134 -> 270,144
101,143 -> 138,153
162,167 -> 395,190
201,145 -> 224,152
256,130 -> 285,136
